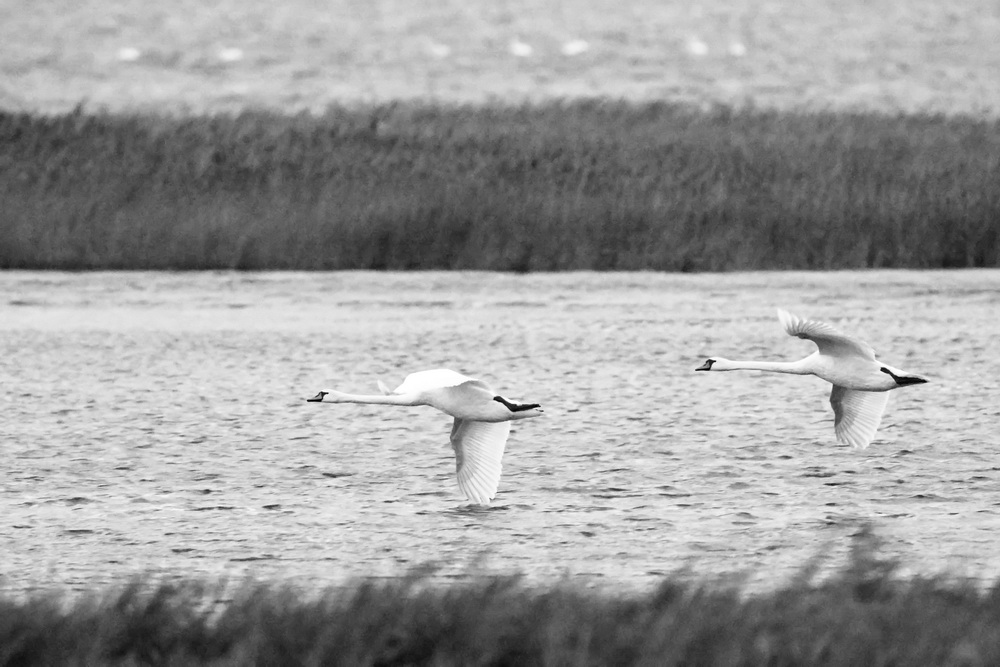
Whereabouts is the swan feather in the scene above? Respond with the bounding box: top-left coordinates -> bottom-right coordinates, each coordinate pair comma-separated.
391,369 -> 493,395
830,386 -> 891,449
451,420 -> 511,504
777,308 -> 876,360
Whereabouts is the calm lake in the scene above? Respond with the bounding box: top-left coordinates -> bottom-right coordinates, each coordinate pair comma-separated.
2,270 -> 998,597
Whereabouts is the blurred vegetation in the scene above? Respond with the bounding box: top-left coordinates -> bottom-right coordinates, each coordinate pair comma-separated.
1,102 -> 997,271
2,530 -> 999,665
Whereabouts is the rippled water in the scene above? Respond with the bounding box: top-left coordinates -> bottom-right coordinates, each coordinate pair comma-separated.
2,270 -> 999,597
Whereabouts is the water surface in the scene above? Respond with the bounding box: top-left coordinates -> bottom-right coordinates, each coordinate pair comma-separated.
2,270 -> 998,596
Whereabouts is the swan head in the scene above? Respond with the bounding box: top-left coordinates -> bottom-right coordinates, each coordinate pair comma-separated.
696,357 -> 748,371
696,357 -> 731,371
306,391 -> 329,402
493,396 -> 544,419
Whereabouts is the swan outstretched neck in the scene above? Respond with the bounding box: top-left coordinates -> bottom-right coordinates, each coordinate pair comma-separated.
696,309 -> 927,449
307,369 -> 543,505
695,358 -> 811,374
307,389 -> 419,406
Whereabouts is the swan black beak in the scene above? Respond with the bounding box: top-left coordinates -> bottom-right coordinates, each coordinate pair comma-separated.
695,359 -> 715,371
879,367 -> 929,386
306,391 -> 328,402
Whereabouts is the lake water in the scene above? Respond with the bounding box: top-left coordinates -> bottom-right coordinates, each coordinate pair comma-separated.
2,270 -> 999,597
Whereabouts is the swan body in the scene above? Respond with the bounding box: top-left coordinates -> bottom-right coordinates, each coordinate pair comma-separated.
307,369 -> 543,505
696,309 -> 927,449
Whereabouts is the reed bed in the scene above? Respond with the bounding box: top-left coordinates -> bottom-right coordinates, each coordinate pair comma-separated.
2,534 -> 998,666
1,102 -> 998,271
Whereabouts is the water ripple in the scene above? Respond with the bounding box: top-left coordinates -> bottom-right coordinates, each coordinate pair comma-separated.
0,270 -> 998,595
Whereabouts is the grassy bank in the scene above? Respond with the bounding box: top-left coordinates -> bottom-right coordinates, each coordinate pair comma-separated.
1,102 -> 998,271
2,538 -> 999,665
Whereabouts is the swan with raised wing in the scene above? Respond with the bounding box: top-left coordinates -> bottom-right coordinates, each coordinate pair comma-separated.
307,369 -> 543,505
696,309 -> 927,448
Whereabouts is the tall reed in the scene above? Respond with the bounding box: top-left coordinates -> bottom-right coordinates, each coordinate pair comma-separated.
2,103 -> 997,270
1,532 -> 998,665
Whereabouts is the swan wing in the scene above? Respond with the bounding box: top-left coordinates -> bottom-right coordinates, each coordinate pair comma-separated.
778,309 -> 876,360
392,369 -> 493,394
830,386 -> 890,449
450,419 -> 511,505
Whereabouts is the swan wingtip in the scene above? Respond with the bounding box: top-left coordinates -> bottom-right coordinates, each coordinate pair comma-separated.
776,307 -> 798,333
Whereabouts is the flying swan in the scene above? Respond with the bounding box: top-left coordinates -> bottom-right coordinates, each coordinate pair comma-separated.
696,309 -> 927,449
306,369 -> 543,505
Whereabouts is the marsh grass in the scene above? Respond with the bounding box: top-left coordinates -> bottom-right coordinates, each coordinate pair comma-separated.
2,531 -> 999,666
1,102 -> 998,271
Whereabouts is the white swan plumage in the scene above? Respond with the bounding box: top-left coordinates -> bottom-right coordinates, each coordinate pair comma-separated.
696,309 -> 927,449
307,369 -> 543,505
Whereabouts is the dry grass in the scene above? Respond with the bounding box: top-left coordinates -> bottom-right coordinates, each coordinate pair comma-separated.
2,530 -> 1000,666
1,102 -> 998,271
1,3 -> 997,272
